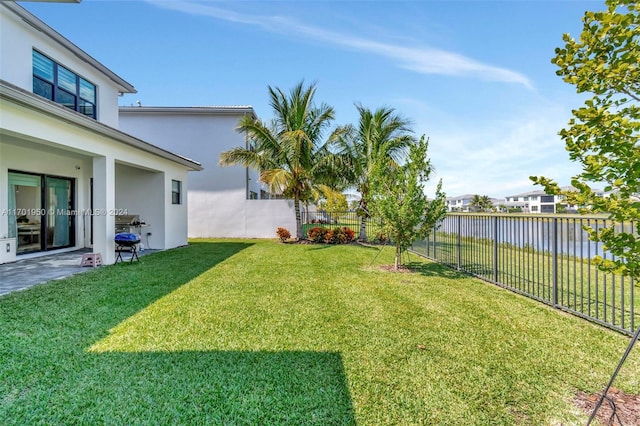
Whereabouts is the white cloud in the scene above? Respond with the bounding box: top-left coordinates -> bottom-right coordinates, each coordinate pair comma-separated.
420,105 -> 582,198
149,1 -> 533,89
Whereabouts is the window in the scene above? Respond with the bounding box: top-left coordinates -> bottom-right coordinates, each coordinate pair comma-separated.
171,180 -> 182,204
32,50 -> 96,119
541,195 -> 555,203
531,205 -> 539,212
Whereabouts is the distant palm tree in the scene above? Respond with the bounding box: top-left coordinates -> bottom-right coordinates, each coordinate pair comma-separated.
331,105 -> 415,241
219,81 -> 336,239
480,195 -> 494,212
470,194 -> 494,212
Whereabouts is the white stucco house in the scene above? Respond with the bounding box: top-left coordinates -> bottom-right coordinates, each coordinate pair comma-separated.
0,2 -> 202,264
504,186 -> 605,213
445,194 -> 475,212
118,106 -> 296,238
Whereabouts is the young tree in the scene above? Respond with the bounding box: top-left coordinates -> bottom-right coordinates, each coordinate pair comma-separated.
532,0 -> 639,279
370,136 -> 447,269
219,81 -> 336,239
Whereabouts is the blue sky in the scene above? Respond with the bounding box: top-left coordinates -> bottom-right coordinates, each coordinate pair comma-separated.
21,0 -> 600,199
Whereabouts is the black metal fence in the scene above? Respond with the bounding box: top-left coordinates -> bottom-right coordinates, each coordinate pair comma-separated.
300,210 -> 384,242
410,213 -> 638,335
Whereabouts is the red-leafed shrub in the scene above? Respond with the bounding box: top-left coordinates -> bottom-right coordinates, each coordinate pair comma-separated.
344,227 -> 355,241
373,232 -> 388,244
307,226 -> 329,243
276,227 -> 291,242
325,227 -> 355,244
308,226 -> 355,244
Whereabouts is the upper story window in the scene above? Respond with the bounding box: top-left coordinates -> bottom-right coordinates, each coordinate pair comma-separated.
32,50 -> 96,119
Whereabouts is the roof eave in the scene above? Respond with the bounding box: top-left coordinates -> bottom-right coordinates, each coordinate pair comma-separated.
1,80 -> 202,171
119,105 -> 257,120
3,2 -> 136,94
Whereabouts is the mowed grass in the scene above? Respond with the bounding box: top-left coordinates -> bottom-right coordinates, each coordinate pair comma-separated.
1,240 -> 639,425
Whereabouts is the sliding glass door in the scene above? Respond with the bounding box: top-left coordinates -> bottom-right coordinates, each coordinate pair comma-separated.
8,171 -> 75,254
46,177 -> 73,249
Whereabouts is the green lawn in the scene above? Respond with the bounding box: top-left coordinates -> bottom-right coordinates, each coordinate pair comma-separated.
1,239 -> 639,425
412,234 -> 640,334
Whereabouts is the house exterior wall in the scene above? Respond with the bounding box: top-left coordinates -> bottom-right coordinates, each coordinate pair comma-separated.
446,194 -> 474,212
0,6 -> 123,127
119,108 -> 296,238
0,3 -> 199,264
1,98 -> 193,262
0,137 -> 90,247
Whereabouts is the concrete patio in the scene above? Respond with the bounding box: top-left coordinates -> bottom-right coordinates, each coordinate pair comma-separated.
0,248 -> 155,297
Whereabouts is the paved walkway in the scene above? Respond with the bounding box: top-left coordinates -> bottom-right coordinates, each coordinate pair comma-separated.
0,249 -> 155,297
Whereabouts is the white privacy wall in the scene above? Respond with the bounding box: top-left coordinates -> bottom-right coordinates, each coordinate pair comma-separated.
119,107 -> 296,238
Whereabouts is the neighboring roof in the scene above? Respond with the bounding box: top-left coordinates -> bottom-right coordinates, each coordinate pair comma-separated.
119,105 -> 257,119
2,2 -> 136,94
1,80 -> 202,171
507,186 -> 605,198
446,194 -> 476,202
505,189 -> 548,198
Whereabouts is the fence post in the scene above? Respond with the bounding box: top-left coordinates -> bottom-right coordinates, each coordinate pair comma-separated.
457,215 -> 462,270
493,216 -> 498,283
432,222 -> 437,259
552,217 -> 558,307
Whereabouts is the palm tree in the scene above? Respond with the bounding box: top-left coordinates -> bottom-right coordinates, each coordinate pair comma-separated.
219,81 -> 335,239
470,194 -> 494,212
331,104 -> 415,241
470,194 -> 483,212
480,195 -> 494,212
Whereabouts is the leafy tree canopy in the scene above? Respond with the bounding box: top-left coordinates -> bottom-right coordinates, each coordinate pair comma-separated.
370,136 -> 447,269
532,0 -> 639,278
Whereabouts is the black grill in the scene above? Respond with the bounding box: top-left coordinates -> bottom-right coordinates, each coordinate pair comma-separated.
114,233 -> 140,263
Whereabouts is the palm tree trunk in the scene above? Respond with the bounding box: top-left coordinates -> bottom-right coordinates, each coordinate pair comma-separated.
358,199 -> 368,241
294,196 -> 303,240
359,217 -> 367,241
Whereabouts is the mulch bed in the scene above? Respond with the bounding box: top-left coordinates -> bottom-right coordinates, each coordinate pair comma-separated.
377,264 -> 414,273
574,387 -> 640,425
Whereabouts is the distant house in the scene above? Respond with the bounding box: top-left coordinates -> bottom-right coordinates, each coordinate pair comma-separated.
0,2 -> 202,264
503,190 -> 551,213
445,194 -> 475,212
119,106 -> 296,238
504,186 -> 604,214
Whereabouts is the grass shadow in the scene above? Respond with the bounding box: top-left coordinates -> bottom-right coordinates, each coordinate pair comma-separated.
404,260 -> 468,279
0,241 -> 356,424
1,241 -> 252,345
4,350 -> 355,425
